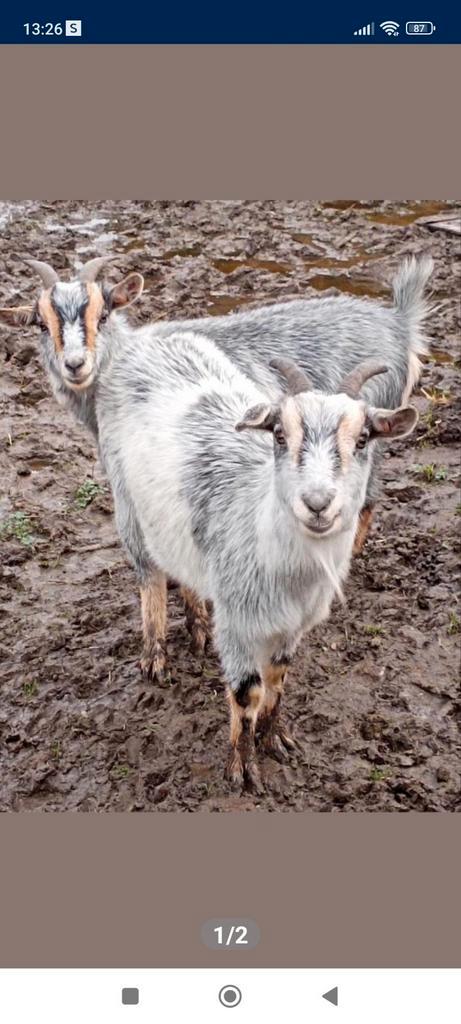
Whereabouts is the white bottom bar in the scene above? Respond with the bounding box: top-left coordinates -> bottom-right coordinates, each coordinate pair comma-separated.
0,969 -> 459,1023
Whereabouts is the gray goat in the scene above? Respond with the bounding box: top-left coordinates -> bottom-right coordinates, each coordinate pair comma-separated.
0,255 -> 432,699
93,328 -> 419,790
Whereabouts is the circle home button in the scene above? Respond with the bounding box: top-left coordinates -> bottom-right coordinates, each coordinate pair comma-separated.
218,985 -> 242,1008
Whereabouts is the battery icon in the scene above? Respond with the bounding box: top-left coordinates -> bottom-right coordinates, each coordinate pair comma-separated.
406,21 -> 436,34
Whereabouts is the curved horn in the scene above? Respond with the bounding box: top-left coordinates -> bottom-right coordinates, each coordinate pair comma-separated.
269,358 -> 313,395
24,259 -> 59,289
78,256 -> 115,283
338,360 -> 389,398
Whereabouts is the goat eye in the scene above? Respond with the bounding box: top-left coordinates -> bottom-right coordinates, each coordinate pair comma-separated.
274,425 -> 286,447
38,321 -> 48,333
99,309 -> 109,325
356,430 -> 369,450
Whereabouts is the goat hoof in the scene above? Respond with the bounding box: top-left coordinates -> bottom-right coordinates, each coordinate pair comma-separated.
261,732 -> 290,763
245,759 -> 264,795
140,661 -> 166,684
261,724 -> 297,762
278,725 -> 297,751
140,641 -> 167,684
226,750 -> 244,791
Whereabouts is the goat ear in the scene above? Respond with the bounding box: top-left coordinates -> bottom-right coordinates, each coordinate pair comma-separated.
236,404 -> 277,432
369,405 -> 419,440
107,273 -> 144,309
0,305 -> 36,328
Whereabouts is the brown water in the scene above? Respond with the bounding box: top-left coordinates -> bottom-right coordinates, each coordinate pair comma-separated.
308,273 -> 388,298
213,258 -> 291,276
122,238 -> 146,253
290,232 -> 317,245
304,252 -> 379,272
427,348 -> 458,365
162,244 -> 203,259
321,200 -> 360,210
206,294 -> 253,316
366,201 -> 450,226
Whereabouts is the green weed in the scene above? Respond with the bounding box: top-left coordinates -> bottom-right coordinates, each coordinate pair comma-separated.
448,612 -> 460,636
413,463 -> 448,483
74,480 -> 105,508
0,511 -> 35,546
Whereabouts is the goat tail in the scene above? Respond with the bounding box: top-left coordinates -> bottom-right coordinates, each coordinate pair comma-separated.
391,256 -> 435,403
392,255 -> 434,356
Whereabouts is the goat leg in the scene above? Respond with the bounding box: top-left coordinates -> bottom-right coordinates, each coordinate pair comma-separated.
226,678 -> 265,794
139,570 -> 168,683
353,502 -> 375,556
181,586 -> 210,655
258,656 -> 297,762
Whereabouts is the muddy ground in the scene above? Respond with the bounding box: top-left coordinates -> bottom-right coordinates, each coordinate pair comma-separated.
0,199 -> 460,812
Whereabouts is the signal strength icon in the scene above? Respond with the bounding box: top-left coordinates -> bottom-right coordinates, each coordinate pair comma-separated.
354,22 -> 375,35
380,20 -> 400,34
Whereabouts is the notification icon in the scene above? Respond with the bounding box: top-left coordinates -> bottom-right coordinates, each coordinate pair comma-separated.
65,20 -> 82,35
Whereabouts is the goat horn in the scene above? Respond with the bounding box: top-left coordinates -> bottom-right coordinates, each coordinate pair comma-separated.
338,360 -> 389,398
269,358 -> 313,395
78,256 -> 115,283
24,259 -> 59,288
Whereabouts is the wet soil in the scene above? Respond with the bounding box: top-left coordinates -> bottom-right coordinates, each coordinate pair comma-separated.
0,199 -> 460,812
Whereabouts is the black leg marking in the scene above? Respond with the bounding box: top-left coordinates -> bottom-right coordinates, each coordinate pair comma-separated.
235,673 -> 262,707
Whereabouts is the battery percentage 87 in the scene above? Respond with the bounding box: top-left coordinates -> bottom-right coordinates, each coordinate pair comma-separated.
406,21 -> 436,34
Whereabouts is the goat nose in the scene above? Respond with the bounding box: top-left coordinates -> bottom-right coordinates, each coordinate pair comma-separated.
303,490 -> 334,515
64,357 -> 85,373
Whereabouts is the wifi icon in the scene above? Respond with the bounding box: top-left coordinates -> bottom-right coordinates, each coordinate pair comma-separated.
380,20 -> 400,35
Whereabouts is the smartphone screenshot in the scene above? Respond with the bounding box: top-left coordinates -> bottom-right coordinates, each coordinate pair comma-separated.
0,5 -> 459,1021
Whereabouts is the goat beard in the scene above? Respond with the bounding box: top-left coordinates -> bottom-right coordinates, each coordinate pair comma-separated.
310,545 -> 346,605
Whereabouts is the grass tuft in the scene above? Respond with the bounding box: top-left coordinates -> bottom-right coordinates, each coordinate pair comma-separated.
447,612 -> 460,636
370,767 -> 391,783
413,463 -> 448,483
364,624 -> 384,637
74,480 -> 105,509
0,511 -> 36,546
23,680 -> 38,698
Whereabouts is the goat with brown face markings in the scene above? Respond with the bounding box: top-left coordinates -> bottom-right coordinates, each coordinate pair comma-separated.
0,258 -> 144,422
0,257 -> 208,681
93,327 -> 419,791
247,357 -> 417,542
